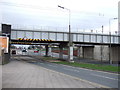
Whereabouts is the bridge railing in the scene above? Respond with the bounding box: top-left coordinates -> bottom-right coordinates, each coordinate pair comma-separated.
11,29 -> 119,44
72,33 -> 119,44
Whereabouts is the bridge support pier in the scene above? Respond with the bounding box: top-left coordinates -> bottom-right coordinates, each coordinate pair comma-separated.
59,45 -> 63,60
77,47 -> 80,58
68,45 -> 74,62
45,45 -> 49,57
77,46 -> 83,58
110,45 -> 120,64
44,45 -> 53,57
49,47 -> 52,56
59,43 -> 67,60
82,46 -> 94,59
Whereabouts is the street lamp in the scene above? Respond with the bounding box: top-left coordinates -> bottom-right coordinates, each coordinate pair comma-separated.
109,18 -> 118,35
58,5 -> 74,62
109,17 -> 118,64
100,25 -> 104,63
102,25 -> 104,34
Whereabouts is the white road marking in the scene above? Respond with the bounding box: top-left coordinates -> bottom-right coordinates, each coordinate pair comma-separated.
91,74 -> 118,81
48,64 -> 57,67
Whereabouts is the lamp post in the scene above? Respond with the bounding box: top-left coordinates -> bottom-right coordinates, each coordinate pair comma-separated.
102,25 -> 103,34
100,25 -> 104,63
109,18 -> 118,64
58,5 -> 74,62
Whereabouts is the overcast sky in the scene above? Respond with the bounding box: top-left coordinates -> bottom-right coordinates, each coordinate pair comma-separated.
0,0 -> 119,34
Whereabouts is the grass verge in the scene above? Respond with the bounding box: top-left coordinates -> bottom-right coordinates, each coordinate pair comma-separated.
36,56 -> 119,73
53,61 -> 119,73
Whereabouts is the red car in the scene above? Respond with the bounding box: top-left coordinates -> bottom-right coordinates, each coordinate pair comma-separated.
34,50 -> 39,53
12,50 -> 16,54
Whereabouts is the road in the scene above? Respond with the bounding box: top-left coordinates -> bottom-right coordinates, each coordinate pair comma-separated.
4,57 -> 108,88
30,60 -> 119,88
17,49 -> 76,59
17,49 -> 118,66
13,51 -> 119,88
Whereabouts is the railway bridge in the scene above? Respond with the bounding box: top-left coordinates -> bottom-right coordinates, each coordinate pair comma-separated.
1,24 -> 120,64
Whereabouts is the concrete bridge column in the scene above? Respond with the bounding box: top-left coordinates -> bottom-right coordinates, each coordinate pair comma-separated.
77,47 -> 80,57
45,45 -> 49,57
110,46 -> 120,64
83,46 -> 94,59
59,45 -> 63,59
80,47 -> 83,58
59,43 -> 67,60
94,45 -> 109,61
68,45 -> 74,62
48,47 -> 52,56
77,47 -> 83,58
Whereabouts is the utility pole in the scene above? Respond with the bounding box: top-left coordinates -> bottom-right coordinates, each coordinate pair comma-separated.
109,18 -> 118,64
101,25 -> 103,63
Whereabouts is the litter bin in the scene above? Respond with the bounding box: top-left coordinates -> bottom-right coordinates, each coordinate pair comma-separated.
2,53 -> 10,65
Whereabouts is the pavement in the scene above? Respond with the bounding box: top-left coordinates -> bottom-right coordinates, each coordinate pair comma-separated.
2,57 -> 104,88
0,65 -> 2,90
0,56 -> 2,90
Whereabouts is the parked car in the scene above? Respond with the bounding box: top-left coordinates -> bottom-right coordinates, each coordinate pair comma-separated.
12,50 -> 16,54
34,49 -> 39,53
22,49 -> 27,52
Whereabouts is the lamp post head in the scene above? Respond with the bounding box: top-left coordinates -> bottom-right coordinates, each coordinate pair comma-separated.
113,18 -> 118,19
109,18 -> 118,21
58,5 -> 64,9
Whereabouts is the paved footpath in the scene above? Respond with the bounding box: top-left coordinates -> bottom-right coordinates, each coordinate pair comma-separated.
0,65 -> 2,90
2,60 -> 105,88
